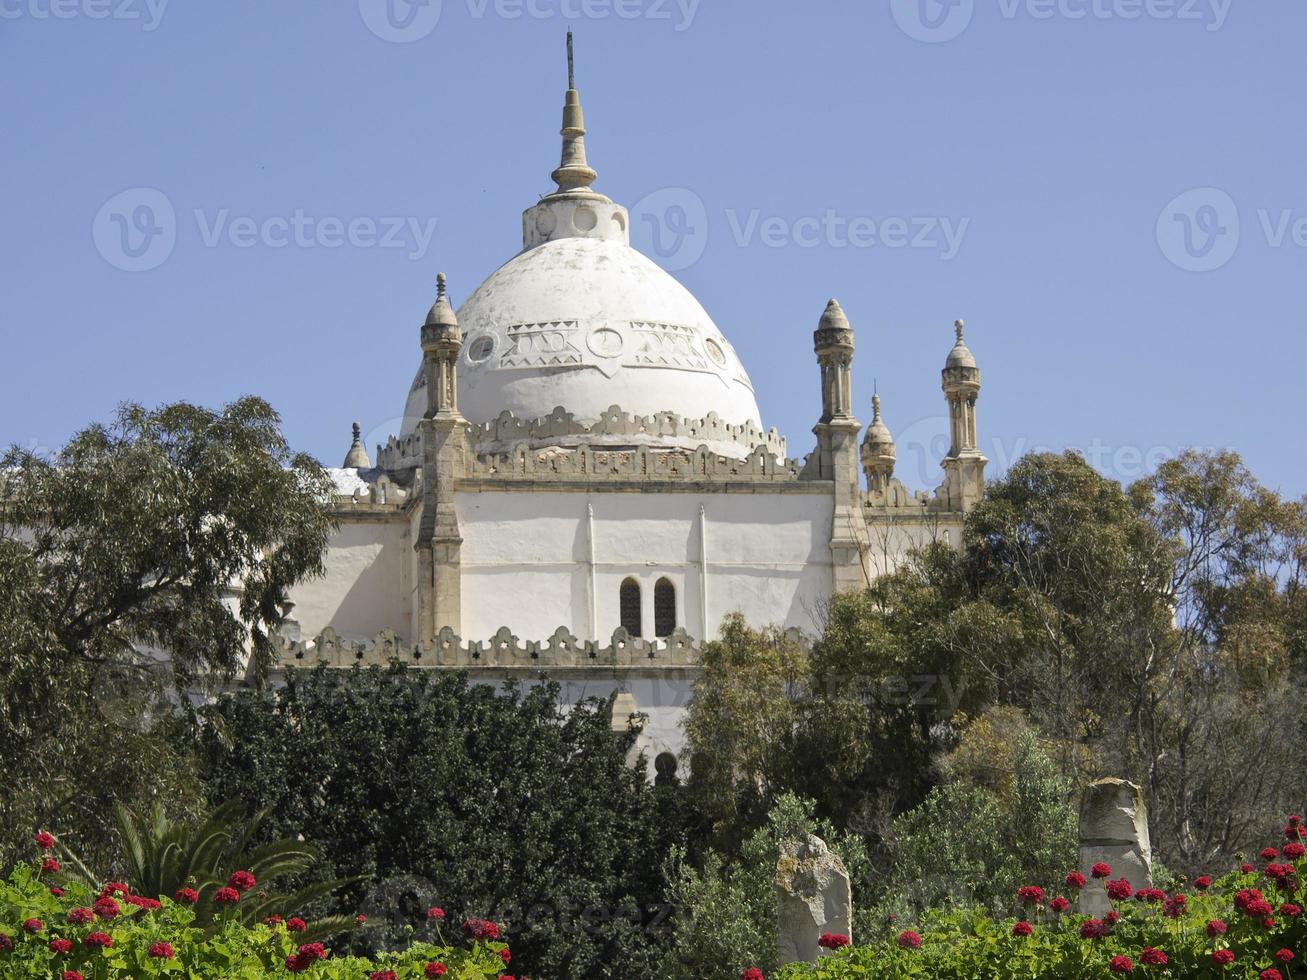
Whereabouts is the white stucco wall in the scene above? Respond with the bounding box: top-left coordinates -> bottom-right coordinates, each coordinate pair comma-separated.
289,519 -> 411,641
456,489 -> 835,644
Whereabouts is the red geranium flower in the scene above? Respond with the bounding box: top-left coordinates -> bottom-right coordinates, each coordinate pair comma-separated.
1050,896 -> 1070,913
63,973 -> 83,980
463,918 -> 500,941
49,938 -> 73,954
356,915 -> 368,925
1080,919 -> 1109,939
1261,971 -> 1284,980
41,858 -> 60,874
896,930 -> 922,950
1105,911 -> 1121,924
425,965 -> 448,978
1243,864 -> 1257,873
1106,879 -> 1133,901
1017,885 -> 1044,905
1109,955 -> 1133,974
21,919 -> 42,933
1065,871 -> 1086,889
66,908 -> 94,925
286,917 -> 307,932
1280,903 -> 1302,918
0,934 -> 12,952
1211,949 -> 1235,965
34,832 -> 54,850
1286,843 -> 1306,860
1195,875 -> 1212,890
91,896 -> 120,920
83,932 -> 113,950
499,948 -> 512,964
369,972 -> 396,980
100,882 -> 128,897
1264,848 -> 1282,861
818,932 -> 850,949
125,894 -> 161,911
148,942 -> 174,959
284,941 -> 328,971
173,887 -> 198,904
1275,949 -> 1295,963
1011,921 -> 1032,937
264,914 -> 283,927
212,886 -> 240,905
1134,888 -> 1165,903
740,970 -> 764,980
227,870 -> 256,893
1140,948 -> 1167,966
1091,863 -> 1112,879
427,906 -> 446,921
49,887 -> 64,897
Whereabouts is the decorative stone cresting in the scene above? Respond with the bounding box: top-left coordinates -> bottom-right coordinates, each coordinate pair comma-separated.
470,441 -> 802,482
276,624 -> 702,670
1078,777 -> 1153,917
776,835 -> 852,965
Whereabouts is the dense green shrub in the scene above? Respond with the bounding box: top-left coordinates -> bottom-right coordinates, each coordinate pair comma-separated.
0,861 -> 505,978
198,664 -> 686,979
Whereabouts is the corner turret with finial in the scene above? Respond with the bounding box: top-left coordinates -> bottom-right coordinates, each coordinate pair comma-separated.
342,421 -> 372,469
421,273 -> 464,418
861,388 -> 896,493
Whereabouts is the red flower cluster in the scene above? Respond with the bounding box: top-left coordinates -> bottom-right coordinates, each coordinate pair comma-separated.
1207,919 -> 1228,936
124,894 -> 161,911
426,965 -> 448,977
1064,871 -> 1086,889
1105,879 -> 1133,901
212,886 -> 240,905
1163,894 -> 1187,918
1276,949 -> 1295,962
1263,848 -> 1282,861
463,918 -> 500,941
92,896 -> 120,920
817,932 -> 850,949
1262,971 -> 1284,980
1091,862 -> 1112,879
1235,888 -> 1274,918
101,882 -> 128,896
369,972 -> 397,980
83,931 -> 113,950
1108,954 -> 1133,973
62,972 -> 83,980
41,858 -> 61,874
426,906 -> 446,921
287,917 -> 307,932
173,887 -> 199,904
49,938 -> 73,954
1011,921 -> 1032,937
499,948 -> 512,965
1080,919 -> 1109,940
1139,947 -> 1167,966
34,832 -> 55,850
1195,875 -> 1213,890
285,941 -> 328,973
148,941 -> 174,959
1134,888 -> 1165,903
740,970 -> 765,980
227,869 -> 256,892
1050,896 -> 1070,913
1212,949 -> 1236,965
1280,902 -> 1302,918
66,908 -> 94,925
1016,885 -> 1044,905
1286,842 -> 1307,860
896,930 -> 921,950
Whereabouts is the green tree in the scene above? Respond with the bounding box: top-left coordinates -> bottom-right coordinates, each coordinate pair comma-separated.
198,664 -> 686,980
0,398 -> 335,871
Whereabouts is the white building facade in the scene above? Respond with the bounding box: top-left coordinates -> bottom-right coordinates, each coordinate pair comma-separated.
275,47 -> 988,778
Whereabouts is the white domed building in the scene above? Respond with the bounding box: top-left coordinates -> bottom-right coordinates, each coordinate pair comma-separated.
278,42 -> 989,777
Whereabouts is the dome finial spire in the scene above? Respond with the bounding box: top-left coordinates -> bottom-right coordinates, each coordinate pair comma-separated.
550,31 -> 598,194
342,420 -> 371,469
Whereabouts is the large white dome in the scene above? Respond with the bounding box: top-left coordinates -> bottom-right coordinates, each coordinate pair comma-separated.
401,235 -> 762,438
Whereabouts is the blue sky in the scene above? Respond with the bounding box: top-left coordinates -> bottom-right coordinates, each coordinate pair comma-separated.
3,0 -> 1302,496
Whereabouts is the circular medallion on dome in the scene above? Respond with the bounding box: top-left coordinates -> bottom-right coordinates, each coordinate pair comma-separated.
535,210 -> 557,238
466,335 -> 496,363
587,325 -> 624,358
703,337 -> 727,367
573,206 -> 598,232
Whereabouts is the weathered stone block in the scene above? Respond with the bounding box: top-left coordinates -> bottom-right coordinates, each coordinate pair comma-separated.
1078,777 -> 1152,917
776,835 -> 851,965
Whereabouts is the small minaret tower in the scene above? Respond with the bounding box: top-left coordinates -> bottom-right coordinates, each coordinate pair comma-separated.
415,273 -> 469,642
812,298 -> 869,592
939,319 -> 986,511
421,273 -> 463,418
861,390 -> 896,495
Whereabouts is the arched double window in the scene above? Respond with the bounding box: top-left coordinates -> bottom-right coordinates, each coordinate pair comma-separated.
654,577 -> 676,637
619,577 -> 642,637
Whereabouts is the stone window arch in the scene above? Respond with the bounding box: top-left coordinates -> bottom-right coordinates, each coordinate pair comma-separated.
654,577 -> 676,637
654,751 -> 679,787
619,577 -> 642,637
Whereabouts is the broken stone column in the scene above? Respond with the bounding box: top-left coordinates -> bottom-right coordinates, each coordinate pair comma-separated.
1078,777 -> 1152,917
776,835 -> 851,965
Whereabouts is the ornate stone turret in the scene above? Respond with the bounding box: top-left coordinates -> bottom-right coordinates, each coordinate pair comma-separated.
342,421 -> 371,469
416,273 -> 470,641
939,319 -> 986,512
522,32 -> 630,250
811,298 -> 867,592
860,392 -> 895,494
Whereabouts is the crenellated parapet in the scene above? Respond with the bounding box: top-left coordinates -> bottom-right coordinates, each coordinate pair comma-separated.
468,405 -> 788,459
468,441 -> 802,483
275,623 -> 705,670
